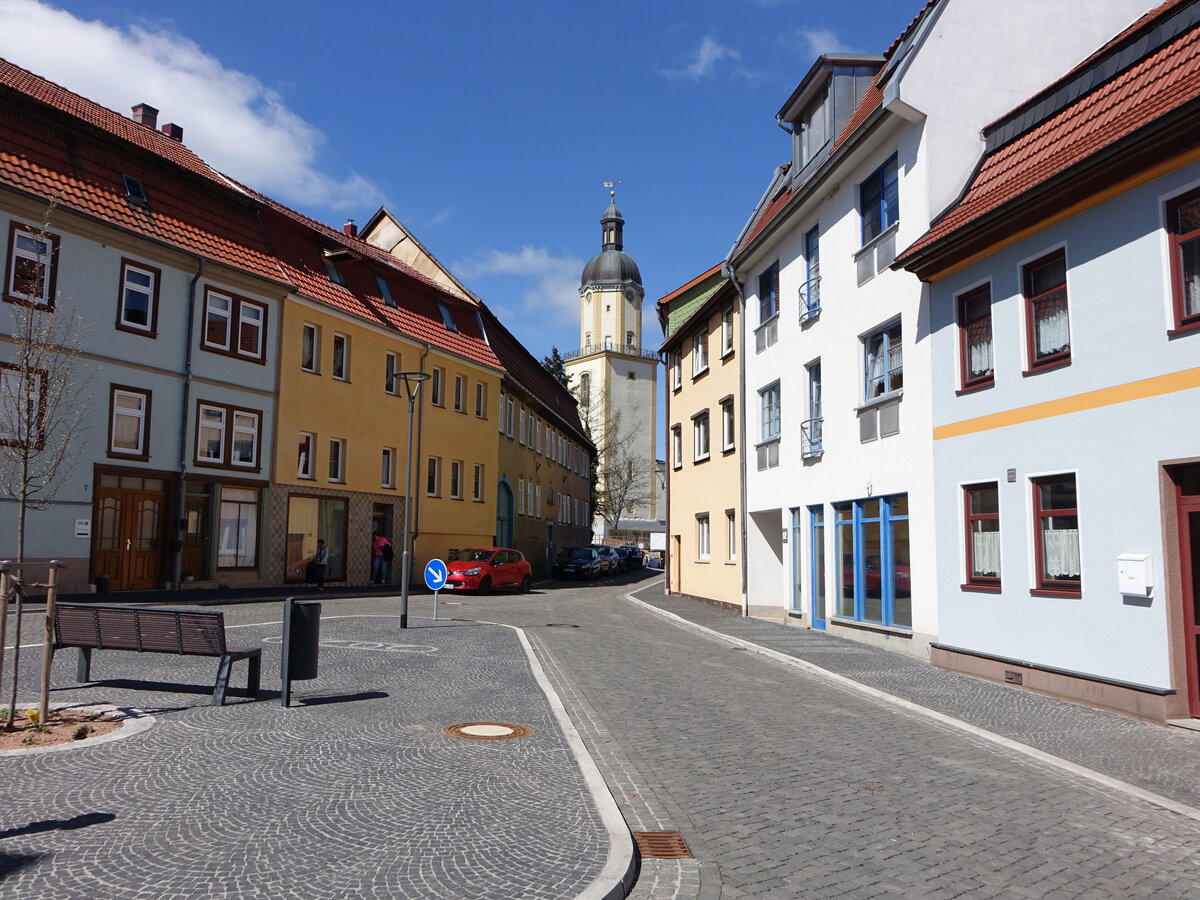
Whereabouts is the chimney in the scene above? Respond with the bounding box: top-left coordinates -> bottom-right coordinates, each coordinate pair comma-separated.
161,123 -> 184,142
343,219 -> 357,238
131,103 -> 159,129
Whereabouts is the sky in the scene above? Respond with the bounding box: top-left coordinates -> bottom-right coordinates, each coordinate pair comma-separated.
0,0 -> 920,364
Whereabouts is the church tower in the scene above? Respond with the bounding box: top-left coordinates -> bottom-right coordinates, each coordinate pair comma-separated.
564,193 -> 660,541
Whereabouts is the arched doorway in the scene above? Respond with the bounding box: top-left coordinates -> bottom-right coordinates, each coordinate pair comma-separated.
496,480 -> 514,549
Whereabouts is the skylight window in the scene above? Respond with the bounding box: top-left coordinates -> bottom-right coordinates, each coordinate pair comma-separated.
122,174 -> 147,207
324,259 -> 345,286
437,302 -> 458,332
375,274 -> 396,308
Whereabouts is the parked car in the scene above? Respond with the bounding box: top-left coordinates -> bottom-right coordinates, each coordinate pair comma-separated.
592,544 -> 624,574
645,553 -> 663,569
841,557 -> 911,597
445,547 -> 532,594
555,546 -> 601,580
618,546 -> 644,570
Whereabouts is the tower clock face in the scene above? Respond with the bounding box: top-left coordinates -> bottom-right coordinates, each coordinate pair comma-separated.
586,292 -> 592,303
624,290 -> 634,302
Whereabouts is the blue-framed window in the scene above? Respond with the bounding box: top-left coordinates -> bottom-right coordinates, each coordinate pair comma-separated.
790,508 -> 803,611
864,321 -> 902,401
860,155 -> 898,245
802,226 -> 820,319
758,261 -> 780,323
834,494 -> 910,628
809,505 -> 826,629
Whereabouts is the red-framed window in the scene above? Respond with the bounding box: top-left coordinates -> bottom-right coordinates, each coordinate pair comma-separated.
957,284 -> 993,390
1032,474 -> 1081,595
1167,186 -> 1200,333
1023,250 -> 1070,372
963,482 -> 1000,589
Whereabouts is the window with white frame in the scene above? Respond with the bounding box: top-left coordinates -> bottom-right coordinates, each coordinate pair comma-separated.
385,352 -> 398,394
721,397 -> 735,452
527,480 -> 534,516
696,514 -> 711,561
454,375 -> 465,412
472,463 -> 484,501
328,438 -> 345,482
5,222 -> 58,308
109,385 -> 150,458
301,324 -> 319,373
671,353 -> 682,390
722,306 -> 734,356
427,456 -> 442,496
519,407 -> 526,445
218,487 -> 259,568
117,259 -> 160,335
580,373 -> 591,407
193,401 -> 260,470
197,405 -> 227,464
498,392 -> 506,431
536,420 -> 543,452
518,476 -> 526,514
331,334 -> 348,380
759,262 -> 780,323
204,289 -> 266,361
758,381 -> 781,470
672,424 -> 682,469
0,364 -> 43,447
296,432 -> 315,478
382,447 -> 395,489
864,322 -> 902,400
231,411 -> 259,468
726,509 -> 737,562
431,367 -> 444,406
693,411 -> 710,462
507,399 -> 515,436
450,460 -> 463,499
803,360 -> 823,457
475,382 -> 487,417
692,330 -> 709,376
535,483 -> 541,518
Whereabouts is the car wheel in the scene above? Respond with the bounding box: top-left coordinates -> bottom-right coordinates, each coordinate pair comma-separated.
477,576 -> 492,595
520,575 -> 532,593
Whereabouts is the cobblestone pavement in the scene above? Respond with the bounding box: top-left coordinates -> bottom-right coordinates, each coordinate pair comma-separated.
0,610 -> 630,899
427,574 -> 1200,899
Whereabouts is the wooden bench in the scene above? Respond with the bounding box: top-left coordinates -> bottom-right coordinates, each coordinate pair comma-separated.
53,603 -> 261,706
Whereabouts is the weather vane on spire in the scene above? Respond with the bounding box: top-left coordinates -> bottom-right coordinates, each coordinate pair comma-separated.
603,178 -> 622,197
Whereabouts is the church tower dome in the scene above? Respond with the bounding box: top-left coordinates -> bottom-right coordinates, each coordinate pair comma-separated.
581,192 -> 643,291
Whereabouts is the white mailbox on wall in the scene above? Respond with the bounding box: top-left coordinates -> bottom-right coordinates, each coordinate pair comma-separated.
1117,554 -> 1152,597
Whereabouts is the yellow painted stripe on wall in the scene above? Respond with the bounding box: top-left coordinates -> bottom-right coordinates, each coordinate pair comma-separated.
933,367 -> 1200,440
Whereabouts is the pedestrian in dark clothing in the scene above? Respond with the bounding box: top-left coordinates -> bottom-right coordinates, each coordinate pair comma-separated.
310,539 -> 329,590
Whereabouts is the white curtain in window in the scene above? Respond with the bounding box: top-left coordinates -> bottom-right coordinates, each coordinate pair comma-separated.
971,531 -> 1000,577
969,336 -> 992,376
1186,273 -> 1200,317
1036,304 -> 1069,357
1042,528 -> 1080,578
867,348 -> 884,396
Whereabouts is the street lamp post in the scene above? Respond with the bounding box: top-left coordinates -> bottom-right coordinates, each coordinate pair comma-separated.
391,370 -> 430,629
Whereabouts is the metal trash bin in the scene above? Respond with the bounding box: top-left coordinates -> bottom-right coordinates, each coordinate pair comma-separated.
281,597 -> 321,706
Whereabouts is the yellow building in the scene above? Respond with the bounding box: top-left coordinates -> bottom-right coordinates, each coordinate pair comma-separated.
264,203 -> 501,587
658,265 -> 743,609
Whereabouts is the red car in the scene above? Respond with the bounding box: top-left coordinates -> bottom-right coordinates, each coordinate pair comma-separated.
444,547 -> 532,594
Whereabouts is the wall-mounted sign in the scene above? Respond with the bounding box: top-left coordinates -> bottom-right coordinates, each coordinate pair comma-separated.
74,519 -> 91,539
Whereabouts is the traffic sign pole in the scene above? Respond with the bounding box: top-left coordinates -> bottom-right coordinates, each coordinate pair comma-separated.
424,559 -> 449,623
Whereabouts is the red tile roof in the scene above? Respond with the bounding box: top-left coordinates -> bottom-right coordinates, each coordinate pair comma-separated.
898,4 -> 1200,272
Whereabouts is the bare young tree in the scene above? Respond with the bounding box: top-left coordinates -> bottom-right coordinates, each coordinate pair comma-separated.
0,209 -> 92,725
579,385 -> 651,538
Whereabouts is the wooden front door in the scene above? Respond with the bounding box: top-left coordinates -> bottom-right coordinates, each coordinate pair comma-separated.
93,479 -> 165,591
1178,485 -> 1200,719
181,497 -> 209,581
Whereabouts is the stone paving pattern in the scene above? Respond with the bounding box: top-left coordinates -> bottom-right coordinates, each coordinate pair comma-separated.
0,614 -> 612,899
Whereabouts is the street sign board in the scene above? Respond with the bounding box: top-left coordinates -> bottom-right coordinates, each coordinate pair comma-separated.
424,559 -> 449,591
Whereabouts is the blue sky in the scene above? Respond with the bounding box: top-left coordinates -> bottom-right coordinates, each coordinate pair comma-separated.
0,0 -> 919,362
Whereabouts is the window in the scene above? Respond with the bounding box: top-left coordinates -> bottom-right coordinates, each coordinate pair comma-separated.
475,382 -> 487,417
536,483 -> 542,518
692,331 -> 709,376
802,227 -> 820,320
375,274 -> 397,307
527,480 -> 534,516
518,477 -> 526,514
108,385 -> 150,458
382,447 -> 395,489
217,487 -> 258,568
296,432 -> 315,478
693,411 -> 710,462
519,407 -> 526,445
431,367 -> 444,406
194,402 -> 260,469
5,222 -> 58,308
721,397 -> 735,452
536,419 -> 543,453
1168,186 -> 1200,330
385,352 -> 398,394
696,514 -> 711,561
328,438 -> 345,482
437,302 -> 458,332
331,334 -> 348,380
626,330 -> 635,346
834,494 -> 911,628
964,483 -> 1000,588
498,392 -> 506,432
117,259 -> 160,335
301,324 -> 319,373
580,372 -> 591,407
122,173 -> 148,207
796,81 -> 830,167
864,322 -> 902,400
1032,474 -> 1080,594
809,506 -> 826,626
722,306 -> 735,356
803,361 -> 823,457
450,460 -> 463,499
671,425 -> 682,469
203,289 -> 266,361
1023,250 -> 1070,370
426,456 -> 441,496
453,375 -> 465,412
472,464 -> 484,501
507,399 -> 515,436
671,353 -> 682,390
324,259 -> 345,286
758,262 -> 780,323
726,510 -> 737,562
958,284 -> 994,389
860,155 -> 899,244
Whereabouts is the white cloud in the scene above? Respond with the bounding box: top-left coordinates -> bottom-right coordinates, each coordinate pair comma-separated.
661,35 -> 742,82
457,246 -> 583,325
0,0 -> 379,212
427,206 -> 455,227
792,27 -> 854,59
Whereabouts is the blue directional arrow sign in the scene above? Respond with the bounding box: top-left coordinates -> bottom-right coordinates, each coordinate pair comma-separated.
424,559 -> 449,592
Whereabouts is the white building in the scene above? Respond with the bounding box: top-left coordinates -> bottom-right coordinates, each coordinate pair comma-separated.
897,0 -> 1200,723
728,0 -> 1151,652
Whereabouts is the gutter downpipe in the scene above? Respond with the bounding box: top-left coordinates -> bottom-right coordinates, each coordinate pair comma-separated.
174,257 -> 204,590
723,256 -> 749,619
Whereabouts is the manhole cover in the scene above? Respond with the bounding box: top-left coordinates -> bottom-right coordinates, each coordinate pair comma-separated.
443,722 -> 533,741
632,831 -> 693,859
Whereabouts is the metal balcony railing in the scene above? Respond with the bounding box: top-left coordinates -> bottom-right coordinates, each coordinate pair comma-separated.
801,417 -> 824,457
562,340 -> 659,362
799,276 -> 821,322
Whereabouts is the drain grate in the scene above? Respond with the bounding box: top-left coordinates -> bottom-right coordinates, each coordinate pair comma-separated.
632,831 -> 693,859
443,722 -> 532,741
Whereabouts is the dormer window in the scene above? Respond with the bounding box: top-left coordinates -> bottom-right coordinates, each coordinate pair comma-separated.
796,81 -> 830,168
324,259 -> 344,286
437,302 -> 458,332
122,174 -> 148,207
375,274 -> 396,307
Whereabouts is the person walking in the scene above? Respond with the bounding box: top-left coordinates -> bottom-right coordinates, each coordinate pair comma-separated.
371,531 -> 393,584
310,538 -> 329,590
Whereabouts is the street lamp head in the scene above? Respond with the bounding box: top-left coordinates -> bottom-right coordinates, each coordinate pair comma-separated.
390,369 -> 431,402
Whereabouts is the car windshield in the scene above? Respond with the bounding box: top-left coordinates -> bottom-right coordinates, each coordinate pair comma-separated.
461,548 -> 496,562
